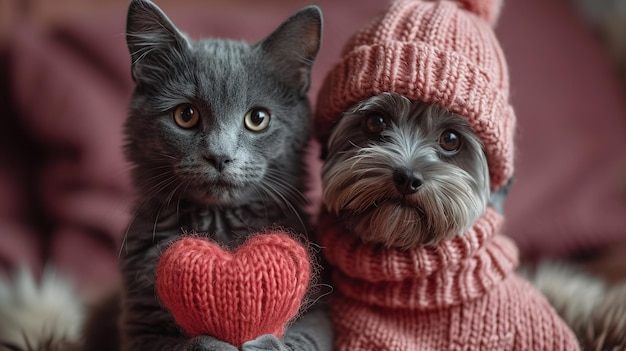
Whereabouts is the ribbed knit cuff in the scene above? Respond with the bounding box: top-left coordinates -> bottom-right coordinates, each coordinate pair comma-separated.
319,208 -> 519,309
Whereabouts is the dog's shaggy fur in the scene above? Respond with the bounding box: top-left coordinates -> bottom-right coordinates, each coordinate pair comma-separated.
322,92 -> 489,249
522,262 -> 626,350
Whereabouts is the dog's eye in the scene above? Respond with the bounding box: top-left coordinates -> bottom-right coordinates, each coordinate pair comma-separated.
439,130 -> 461,152
364,114 -> 387,134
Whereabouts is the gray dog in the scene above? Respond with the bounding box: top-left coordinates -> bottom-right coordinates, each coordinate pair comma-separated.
315,91 -> 580,350
313,1 -> 580,349
322,93 -> 489,249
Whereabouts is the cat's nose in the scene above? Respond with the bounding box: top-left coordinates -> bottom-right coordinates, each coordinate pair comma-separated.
204,154 -> 232,172
392,167 -> 423,195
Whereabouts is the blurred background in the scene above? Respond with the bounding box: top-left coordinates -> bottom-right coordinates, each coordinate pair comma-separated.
0,0 -> 625,295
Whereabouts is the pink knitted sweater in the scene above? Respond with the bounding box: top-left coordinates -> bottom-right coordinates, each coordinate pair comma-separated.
318,208 -> 580,351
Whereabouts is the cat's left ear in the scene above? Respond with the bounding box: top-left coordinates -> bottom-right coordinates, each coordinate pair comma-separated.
258,6 -> 322,95
126,0 -> 190,82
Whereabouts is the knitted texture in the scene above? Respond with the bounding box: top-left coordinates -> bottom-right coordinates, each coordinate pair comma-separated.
456,0 -> 503,24
315,0 -> 515,190
155,233 -> 311,347
318,208 -> 580,350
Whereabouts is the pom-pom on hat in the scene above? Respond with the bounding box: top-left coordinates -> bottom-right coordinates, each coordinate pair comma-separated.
315,0 -> 515,190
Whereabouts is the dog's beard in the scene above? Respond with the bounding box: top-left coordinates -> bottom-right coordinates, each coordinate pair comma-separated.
322,93 -> 490,249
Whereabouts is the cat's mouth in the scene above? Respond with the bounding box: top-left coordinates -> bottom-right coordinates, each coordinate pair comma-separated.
200,178 -> 239,190
186,178 -> 245,205
177,169 -> 253,204
213,179 -> 233,188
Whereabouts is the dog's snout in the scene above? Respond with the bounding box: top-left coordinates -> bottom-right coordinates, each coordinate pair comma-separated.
392,167 -> 423,195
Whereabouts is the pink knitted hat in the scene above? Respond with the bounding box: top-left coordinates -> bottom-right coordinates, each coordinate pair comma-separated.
315,0 -> 515,190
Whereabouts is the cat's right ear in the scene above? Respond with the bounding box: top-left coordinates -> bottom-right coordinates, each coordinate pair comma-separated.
126,0 -> 190,82
258,6 -> 322,95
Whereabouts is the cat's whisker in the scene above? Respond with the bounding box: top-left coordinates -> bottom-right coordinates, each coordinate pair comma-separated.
249,183 -> 272,220
265,170 -> 309,206
119,173 -> 178,257
165,180 -> 185,209
257,182 -> 292,219
135,170 -> 176,190
259,179 -> 307,236
110,159 -> 174,182
176,179 -> 193,221
151,177 -> 180,243
263,173 -> 297,200
262,178 -> 309,227
120,161 -> 172,172
155,152 -> 177,160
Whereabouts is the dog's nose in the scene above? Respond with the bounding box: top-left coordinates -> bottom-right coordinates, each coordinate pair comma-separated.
393,167 -> 423,195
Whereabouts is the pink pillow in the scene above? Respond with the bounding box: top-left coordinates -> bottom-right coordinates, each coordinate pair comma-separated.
496,0 -> 626,257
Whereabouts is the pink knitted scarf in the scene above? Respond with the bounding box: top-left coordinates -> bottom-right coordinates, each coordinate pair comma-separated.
317,208 -> 580,350
318,207 -> 519,309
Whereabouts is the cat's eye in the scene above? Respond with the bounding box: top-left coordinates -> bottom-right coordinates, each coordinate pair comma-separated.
364,114 -> 387,134
439,130 -> 462,153
244,107 -> 271,132
173,104 -> 200,129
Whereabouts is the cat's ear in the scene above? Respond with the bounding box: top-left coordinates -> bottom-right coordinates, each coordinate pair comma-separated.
258,6 -> 322,95
126,0 -> 190,82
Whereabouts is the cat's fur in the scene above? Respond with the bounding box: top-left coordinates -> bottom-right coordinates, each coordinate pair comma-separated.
111,1 -> 331,351
0,2 -> 332,350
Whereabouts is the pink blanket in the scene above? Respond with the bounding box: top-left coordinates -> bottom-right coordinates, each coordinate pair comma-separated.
1,0 -> 625,291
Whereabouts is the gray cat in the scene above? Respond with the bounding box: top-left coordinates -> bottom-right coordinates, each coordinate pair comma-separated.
110,1 -> 332,351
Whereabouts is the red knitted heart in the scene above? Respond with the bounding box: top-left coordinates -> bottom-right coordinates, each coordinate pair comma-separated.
156,233 -> 310,347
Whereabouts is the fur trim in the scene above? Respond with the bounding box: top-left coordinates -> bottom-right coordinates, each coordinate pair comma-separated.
578,282 -> 626,350
523,261 -> 626,350
0,266 -> 83,351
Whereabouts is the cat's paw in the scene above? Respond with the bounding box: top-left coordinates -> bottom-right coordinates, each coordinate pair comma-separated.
241,334 -> 290,351
185,335 -> 238,351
